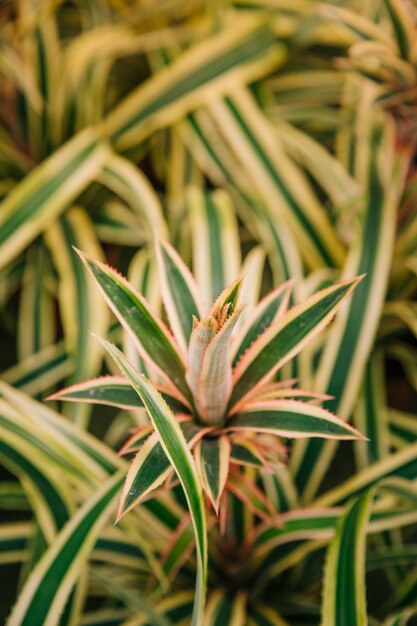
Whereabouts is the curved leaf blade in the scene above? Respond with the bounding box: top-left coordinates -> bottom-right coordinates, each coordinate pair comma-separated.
76,251 -> 192,404
230,277 -> 362,412
8,471 -> 123,626
232,280 -> 294,367
97,338 -> 207,626
228,400 -> 363,440
321,490 -> 373,626
0,129 -> 108,270
118,419 -> 208,515
156,236 -> 203,352
49,376 -> 188,414
195,436 -> 230,513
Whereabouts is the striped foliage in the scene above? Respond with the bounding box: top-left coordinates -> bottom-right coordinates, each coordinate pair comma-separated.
2,1 -> 417,624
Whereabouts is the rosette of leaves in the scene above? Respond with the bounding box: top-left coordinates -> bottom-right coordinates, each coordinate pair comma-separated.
49,237 -> 363,622
53,238 -> 363,520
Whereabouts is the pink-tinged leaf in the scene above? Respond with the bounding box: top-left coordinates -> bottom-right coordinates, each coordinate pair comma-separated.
74,249 -> 193,404
117,432 -> 173,519
160,515 -> 195,581
186,316 -> 218,400
229,276 -> 363,413
194,435 -> 230,513
118,426 -> 154,456
196,308 -> 244,425
155,236 -> 204,353
97,338 -> 207,626
227,470 -> 274,521
118,417 -> 211,498
232,279 -> 294,367
227,400 -> 365,440
256,385 -> 334,403
230,437 -> 267,468
209,277 -> 243,319
48,376 -> 189,414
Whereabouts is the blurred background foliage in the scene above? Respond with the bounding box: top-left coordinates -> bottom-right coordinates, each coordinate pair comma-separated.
0,0 -> 417,624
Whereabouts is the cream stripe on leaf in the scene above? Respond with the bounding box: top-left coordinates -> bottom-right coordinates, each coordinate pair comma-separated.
248,605 -> 289,626
17,243 -> 55,363
0,128 -> 109,270
48,376 -> 188,414
254,478 -> 417,559
96,338 -> 207,626
0,523 -> 31,566
232,280 -> 293,367
98,152 -> 167,238
188,186 -> 241,307
45,207 -> 109,425
229,277 -> 361,412
313,443 -> 417,508
292,111 -> 410,501
181,112 -> 303,287
195,436 -> 230,513
0,425 -> 73,545
203,590 -> 247,626
252,479 -> 417,588
227,400 -> 363,440
321,490 -> 372,626
7,471 -> 123,626
76,250 -> 193,405
354,350 -> 390,470
0,382 -> 172,579
207,88 -> 344,269
155,236 -> 204,353
103,17 -> 284,151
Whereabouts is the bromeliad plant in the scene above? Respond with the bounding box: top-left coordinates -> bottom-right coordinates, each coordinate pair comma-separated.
51,237 -> 363,621
53,238 -> 363,518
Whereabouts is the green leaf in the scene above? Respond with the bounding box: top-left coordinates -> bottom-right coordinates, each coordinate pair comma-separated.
45,207 -> 109,426
117,417 -> 208,516
195,436 -> 230,513
229,277 -> 362,412
7,471 -> 123,626
161,517 -> 194,582
49,376 -> 188,414
98,152 -> 167,238
97,338 -> 207,626
183,114 -> 303,286
383,609 -> 417,626
321,491 -> 373,626
0,424 -> 72,543
230,440 -> 265,468
0,523 -> 30,566
0,128 -> 109,270
119,433 -> 172,516
103,18 -> 284,150
208,88 -> 344,269
76,251 -> 193,405
228,400 -> 363,440
249,604 -> 289,626
17,243 -> 55,361
293,114 -> 410,499
156,236 -> 203,352
232,280 -> 294,367
354,350 -> 390,469
196,307 -> 244,425
2,342 -> 71,397
204,590 -> 247,625
188,186 -> 241,305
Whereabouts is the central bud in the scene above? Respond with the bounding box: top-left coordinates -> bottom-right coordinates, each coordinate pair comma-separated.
185,279 -> 244,426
